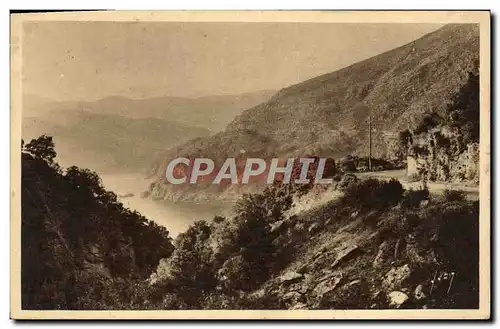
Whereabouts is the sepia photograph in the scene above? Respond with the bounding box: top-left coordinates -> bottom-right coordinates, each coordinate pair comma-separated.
10,10 -> 490,319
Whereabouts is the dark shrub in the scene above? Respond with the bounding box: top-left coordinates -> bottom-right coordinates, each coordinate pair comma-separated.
209,183 -> 295,293
21,137 -> 174,310
401,187 -> 430,209
151,220 -> 217,308
342,178 -> 404,211
337,173 -> 359,191
339,155 -> 357,172
424,201 -> 479,308
399,129 -> 413,147
443,189 -> 467,202
379,179 -> 405,205
24,134 -> 57,164
412,145 -> 429,157
414,113 -> 442,135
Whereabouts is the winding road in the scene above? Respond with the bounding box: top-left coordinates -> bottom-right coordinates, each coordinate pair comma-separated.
355,170 -> 479,200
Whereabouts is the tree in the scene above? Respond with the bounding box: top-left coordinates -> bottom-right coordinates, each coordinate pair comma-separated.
339,155 -> 357,172
414,113 -> 442,135
65,166 -> 105,198
152,220 -> 217,307
388,129 -> 413,162
342,178 -> 404,211
22,137 -> 175,309
229,184 -> 294,291
399,130 -> 412,148
24,135 -> 57,163
446,72 -> 479,145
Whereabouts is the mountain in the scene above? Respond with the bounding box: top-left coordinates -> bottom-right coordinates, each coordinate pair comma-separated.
21,146 -> 174,309
147,24 -> 479,199
23,89 -> 274,133
21,139 -> 479,310
23,112 -> 211,173
22,90 -> 274,172
147,180 -> 479,310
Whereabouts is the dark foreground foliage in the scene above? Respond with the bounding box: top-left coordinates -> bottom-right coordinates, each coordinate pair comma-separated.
22,136 -> 174,310
146,176 -> 478,310
22,137 -> 479,310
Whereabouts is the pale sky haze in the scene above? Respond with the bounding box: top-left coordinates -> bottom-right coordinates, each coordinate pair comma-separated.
22,21 -> 443,101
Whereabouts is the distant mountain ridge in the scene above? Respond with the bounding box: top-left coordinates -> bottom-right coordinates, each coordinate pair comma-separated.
22,90 -> 274,172
147,24 -> 479,200
23,112 -> 211,173
23,89 -> 275,132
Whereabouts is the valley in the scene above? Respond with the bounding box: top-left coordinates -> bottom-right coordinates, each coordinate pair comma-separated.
18,18 -> 485,313
147,24 -> 480,203
99,173 -> 233,237
22,89 -> 274,173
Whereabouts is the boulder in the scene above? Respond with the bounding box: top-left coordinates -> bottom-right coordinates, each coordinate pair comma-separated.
279,271 -> 303,285
382,264 -> 411,291
414,284 -> 427,301
373,241 -> 392,268
296,263 -> 309,274
310,273 -> 343,307
289,302 -> 309,310
308,222 -> 322,234
282,291 -> 305,306
270,219 -> 287,233
331,245 -> 360,269
388,291 -> 409,308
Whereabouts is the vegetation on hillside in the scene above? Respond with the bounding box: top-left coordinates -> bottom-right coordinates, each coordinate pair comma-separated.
148,24 -> 479,199
21,136 -> 479,310
21,23 -> 481,310
146,175 -> 479,310
22,135 -> 174,309
394,70 -> 480,183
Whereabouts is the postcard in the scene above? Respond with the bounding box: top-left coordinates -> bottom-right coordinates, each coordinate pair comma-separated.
10,10 -> 491,320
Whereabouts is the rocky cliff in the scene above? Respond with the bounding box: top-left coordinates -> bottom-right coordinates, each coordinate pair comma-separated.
147,24 -> 480,202
405,70 -> 479,185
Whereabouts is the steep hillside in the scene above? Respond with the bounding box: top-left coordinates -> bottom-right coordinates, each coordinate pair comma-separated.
147,179 -> 479,310
148,24 -> 479,191
402,71 -> 480,184
21,137 -> 174,309
23,112 -> 211,173
21,135 -> 479,310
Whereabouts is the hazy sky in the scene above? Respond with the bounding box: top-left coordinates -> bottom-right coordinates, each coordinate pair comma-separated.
22,21 -> 443,101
